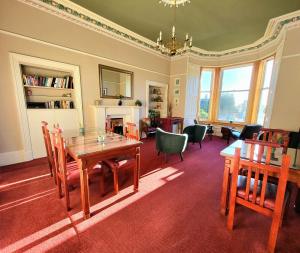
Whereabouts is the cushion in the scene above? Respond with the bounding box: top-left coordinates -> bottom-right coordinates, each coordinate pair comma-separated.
236,175 -> 288,210
148,127 -> 157,132
66,161 -> 104,183
104,157 -> 135,171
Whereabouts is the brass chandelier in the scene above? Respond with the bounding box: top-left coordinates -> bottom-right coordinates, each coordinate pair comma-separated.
157,0 -> 192,56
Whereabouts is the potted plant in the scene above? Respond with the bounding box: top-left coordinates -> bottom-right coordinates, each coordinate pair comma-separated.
135,99 -> 142,106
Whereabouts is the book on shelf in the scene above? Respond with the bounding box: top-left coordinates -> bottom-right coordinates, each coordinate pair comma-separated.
45,100 -> 74,109
22,74 -> 73,89
27,100 -> 74,109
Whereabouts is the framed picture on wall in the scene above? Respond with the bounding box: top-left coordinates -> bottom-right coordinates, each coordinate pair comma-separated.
174,97 -> 180,106
174,88 -> 180,96
175,78 -> 180,86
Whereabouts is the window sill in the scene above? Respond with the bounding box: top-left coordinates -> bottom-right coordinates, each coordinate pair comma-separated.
197,120 -> 246,128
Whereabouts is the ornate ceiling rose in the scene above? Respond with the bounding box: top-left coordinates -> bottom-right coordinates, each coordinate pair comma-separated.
159,0 -> 191,7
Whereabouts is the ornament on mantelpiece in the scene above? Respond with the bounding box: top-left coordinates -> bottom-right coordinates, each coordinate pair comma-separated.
118,95 -> 124,106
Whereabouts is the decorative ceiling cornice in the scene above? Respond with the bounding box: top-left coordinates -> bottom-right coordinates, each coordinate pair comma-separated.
19,0 -> 300,59
190,11 -> 300,58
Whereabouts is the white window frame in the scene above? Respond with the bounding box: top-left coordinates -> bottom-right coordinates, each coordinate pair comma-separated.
217,63 -> 254,123
256,57 -> 275,126
198,68 -> 215,121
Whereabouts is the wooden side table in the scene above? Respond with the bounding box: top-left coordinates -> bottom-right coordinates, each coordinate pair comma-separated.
160,117 -> 184,133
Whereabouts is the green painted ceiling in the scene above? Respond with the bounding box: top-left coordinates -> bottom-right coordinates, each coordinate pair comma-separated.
69,0 -> 300,51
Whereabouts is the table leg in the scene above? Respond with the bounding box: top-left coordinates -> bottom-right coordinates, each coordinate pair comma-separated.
79,159 -> 91,219
134,147 -> 140,192
220,160 -> 231,215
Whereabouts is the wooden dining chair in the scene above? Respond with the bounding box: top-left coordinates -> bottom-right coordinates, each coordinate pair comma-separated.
124,122 -> 139,140
104,122 -> 139,194
257,128 -> 290,153
41,121 -> 56,183
105,117 -> 113,133
227,140 -> 291,253
52,127 -> 106,210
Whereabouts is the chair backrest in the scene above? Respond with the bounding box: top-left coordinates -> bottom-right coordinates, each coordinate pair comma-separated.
231,140 -> 290,215
125,122 -> 139,140
141,118 -> 151,127
194,125 -> 208,142
257,128 -> 289,153
41,121 -> 54,170
239,124 -> 262,140
183,125 -> 194,137
52,126 -> 67,178
156,128 -> 188,153
288,128 -> 300,149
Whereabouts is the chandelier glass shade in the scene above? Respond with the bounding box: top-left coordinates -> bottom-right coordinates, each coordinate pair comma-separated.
157,0 -> 192,56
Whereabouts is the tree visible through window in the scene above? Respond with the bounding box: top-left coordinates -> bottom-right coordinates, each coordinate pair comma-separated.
199,69 -> 213,120
218,65 -> 253,122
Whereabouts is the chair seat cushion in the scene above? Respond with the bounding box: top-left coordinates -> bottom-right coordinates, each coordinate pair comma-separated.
103,157 -> 135,171
66,161 -> 104,183
236,175 -> 289,210
231,130 -> 241,139
148,127 -> 157,133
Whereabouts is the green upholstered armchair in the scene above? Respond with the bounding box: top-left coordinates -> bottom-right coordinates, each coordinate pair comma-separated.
183,124 -> 207,148
156,128 -> 188,161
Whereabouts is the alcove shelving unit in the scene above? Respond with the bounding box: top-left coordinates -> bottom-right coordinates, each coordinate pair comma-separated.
10,53 -> 83,160
146,81 -> 168,118
22,65 -> 76,109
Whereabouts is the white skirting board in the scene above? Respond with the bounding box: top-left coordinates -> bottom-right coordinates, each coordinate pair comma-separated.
0,150 -> 32,167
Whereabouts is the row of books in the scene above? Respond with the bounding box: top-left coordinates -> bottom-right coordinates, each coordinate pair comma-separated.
27,101 -> 74,109
22,74 -> 74,89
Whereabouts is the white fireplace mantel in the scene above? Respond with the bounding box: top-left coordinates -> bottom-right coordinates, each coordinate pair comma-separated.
92,105 -> 142,130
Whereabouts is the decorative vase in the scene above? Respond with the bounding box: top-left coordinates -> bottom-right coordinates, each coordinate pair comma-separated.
118,100 -> 122,106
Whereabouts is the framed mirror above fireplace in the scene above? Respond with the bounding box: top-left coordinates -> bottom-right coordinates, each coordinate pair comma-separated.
99,64 -> 133,99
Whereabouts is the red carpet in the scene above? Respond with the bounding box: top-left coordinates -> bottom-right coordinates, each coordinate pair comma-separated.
0,137 -> 299,253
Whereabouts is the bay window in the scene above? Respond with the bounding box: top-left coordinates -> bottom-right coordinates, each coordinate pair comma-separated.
199,69 -> 214,120
217,65 -> 253,123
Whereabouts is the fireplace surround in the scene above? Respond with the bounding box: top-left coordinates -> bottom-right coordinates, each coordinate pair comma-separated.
93,105 -> 141,133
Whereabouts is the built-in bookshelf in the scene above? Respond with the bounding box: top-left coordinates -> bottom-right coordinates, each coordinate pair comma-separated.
11,53 -> 83,160
21,65 -> 75,109
146,81 -> 168,118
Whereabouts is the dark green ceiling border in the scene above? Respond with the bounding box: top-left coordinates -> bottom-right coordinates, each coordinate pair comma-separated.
33,0 -> 300,57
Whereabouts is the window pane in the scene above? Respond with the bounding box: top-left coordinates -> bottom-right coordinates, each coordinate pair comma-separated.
262,59 -> 274,88
257,89 -> 269,125
200,70 -> 213,91
221,65 -> 253,91
218,91 -> 249,122
199,92 -> 210,119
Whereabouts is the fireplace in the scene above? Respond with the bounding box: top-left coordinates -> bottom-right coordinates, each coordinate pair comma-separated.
107,117 -> 123,135
93,105 -> 141,134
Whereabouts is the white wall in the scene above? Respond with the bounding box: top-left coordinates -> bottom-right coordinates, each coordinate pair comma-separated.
0,0 -> 169,162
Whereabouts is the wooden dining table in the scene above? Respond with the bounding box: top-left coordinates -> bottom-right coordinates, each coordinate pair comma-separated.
63,129 -> 142,219
220,140 -> 300,215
